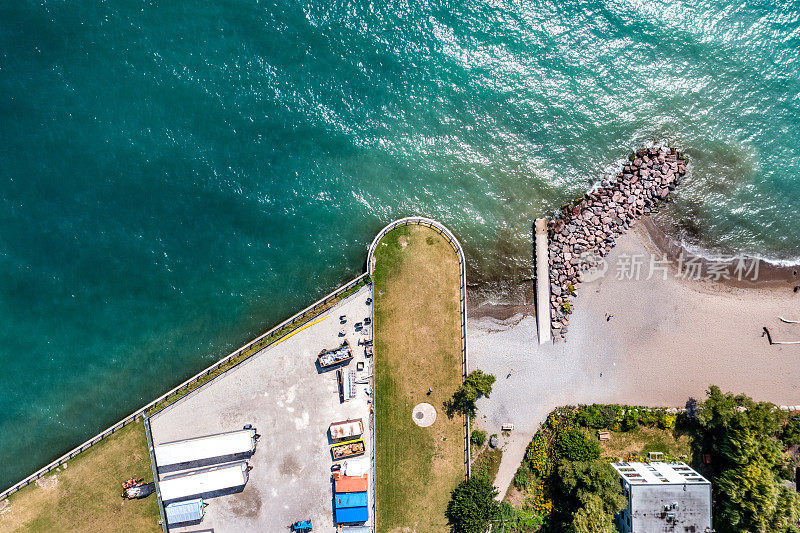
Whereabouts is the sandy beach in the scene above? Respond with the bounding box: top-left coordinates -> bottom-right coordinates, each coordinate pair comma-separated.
468,225 -> 800,498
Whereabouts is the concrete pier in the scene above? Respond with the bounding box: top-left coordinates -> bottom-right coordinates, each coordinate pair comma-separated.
534,218 -> 551,344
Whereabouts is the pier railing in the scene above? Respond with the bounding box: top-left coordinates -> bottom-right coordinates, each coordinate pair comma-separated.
0,272 -> 370,501
367,216 -> 471,479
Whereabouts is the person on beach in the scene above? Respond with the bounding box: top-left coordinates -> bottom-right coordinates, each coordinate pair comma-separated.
793,285 -> 799,293
606,313 -> 613,321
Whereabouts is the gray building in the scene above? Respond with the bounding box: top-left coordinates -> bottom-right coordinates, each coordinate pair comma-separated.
611,462 -> 712,533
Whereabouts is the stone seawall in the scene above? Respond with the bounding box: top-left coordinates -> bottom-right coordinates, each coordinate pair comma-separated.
548,146 -> 688,340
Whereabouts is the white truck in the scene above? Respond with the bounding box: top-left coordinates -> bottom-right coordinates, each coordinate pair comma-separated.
154,428 -> 256,469
159,461 -> 249,502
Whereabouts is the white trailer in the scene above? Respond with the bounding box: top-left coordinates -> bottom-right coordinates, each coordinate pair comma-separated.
159,461 -> 249,502
154,428 -> 256,468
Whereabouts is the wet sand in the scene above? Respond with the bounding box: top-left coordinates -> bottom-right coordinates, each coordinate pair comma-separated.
467,225 -> 800,498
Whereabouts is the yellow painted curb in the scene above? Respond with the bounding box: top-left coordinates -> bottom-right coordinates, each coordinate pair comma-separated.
272,314 -> 329,346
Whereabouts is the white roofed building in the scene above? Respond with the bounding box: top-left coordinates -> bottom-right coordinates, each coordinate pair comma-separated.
611,462 -> 712,533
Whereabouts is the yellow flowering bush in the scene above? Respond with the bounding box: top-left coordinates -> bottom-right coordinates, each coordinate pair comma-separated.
525,431 -> 550,477
531,480 -> 553,515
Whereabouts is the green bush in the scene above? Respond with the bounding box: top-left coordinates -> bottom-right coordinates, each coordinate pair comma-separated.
639,409 -> 659,427
575,404 -> 620,429
620,411 -> 638,432
555,428 -> 601,462
784,417 -> 800,445
513,465 -> 533,490
658,413 -> 676,429
471,430 -> 487,447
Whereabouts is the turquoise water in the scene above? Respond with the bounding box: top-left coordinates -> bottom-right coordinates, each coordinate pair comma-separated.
1,0 -> 799,488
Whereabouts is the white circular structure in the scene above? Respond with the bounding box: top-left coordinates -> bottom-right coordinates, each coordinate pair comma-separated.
412,403 -> 437,427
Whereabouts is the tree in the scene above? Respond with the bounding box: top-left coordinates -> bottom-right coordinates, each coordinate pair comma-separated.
569,494 -> 618,533
555,428 -> 601,462
548,460 -> 625,532
447,370 -> 496,419
445,475 -> 500,533
695,386 -> 800,533
465,370 -> 496,397
557,460 -> 625,516
715,459 -> 779,532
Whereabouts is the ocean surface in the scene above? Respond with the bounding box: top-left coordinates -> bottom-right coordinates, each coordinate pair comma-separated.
1,0 -> 799,488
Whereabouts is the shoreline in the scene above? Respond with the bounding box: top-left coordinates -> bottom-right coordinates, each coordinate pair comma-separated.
640,217 -> 800,289
467,216 -> 800,321
467,224 -> 800,498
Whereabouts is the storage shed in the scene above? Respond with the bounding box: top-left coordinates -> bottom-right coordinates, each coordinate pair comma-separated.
165,498 -> 204,525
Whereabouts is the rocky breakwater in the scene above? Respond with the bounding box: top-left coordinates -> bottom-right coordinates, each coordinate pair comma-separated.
547,146 -> 688,341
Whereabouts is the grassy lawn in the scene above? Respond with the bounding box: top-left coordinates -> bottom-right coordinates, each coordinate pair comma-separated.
472,446 -> 503,485
598,425 -> 692,463
373,224 -> 465,533
0,418 -> 160,533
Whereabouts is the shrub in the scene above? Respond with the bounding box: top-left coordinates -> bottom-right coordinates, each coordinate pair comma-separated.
620,411 -> 638,432
513,465 -> 533,490
530,479 -> 553,515
471,430 -> 487,447
658,414 -> 676,429
525,431 -> 551,478
576,404 -> 620,429
555,428 -> 601,462
639,409 -> 659,427
784,417 -> 800,446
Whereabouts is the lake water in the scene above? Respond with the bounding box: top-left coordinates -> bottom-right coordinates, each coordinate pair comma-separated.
1,0 -> 799,488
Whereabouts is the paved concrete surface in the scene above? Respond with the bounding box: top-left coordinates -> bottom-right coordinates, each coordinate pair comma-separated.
150,285 -> 374,533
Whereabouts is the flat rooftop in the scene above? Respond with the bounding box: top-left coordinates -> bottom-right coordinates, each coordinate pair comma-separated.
611,462 -> 710,485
